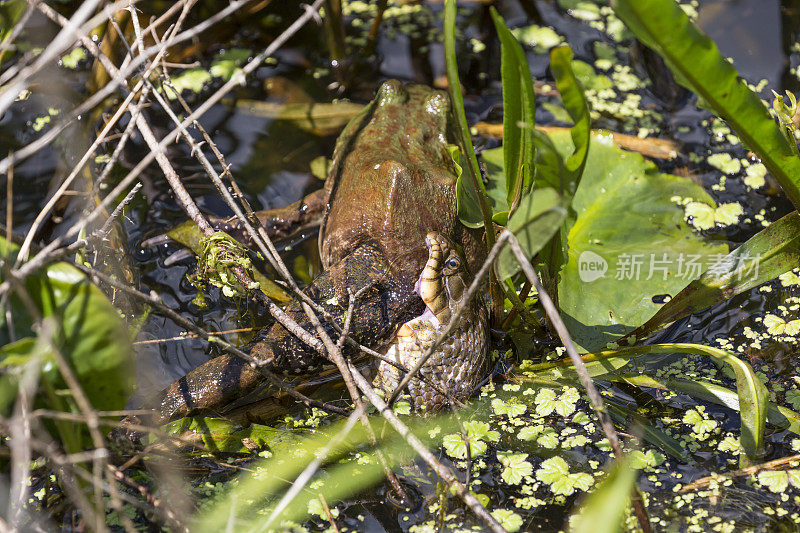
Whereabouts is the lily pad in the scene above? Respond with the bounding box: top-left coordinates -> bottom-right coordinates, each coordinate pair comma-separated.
549,130 -> 728,350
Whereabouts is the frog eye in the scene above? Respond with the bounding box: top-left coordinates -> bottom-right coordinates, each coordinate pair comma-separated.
445,256 -> 461,269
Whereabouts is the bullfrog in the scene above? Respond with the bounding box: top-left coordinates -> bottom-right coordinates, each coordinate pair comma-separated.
374,232 -> 488,411
150,80 -> 487,423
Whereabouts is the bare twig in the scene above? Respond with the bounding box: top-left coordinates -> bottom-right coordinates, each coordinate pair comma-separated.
504,231 -> 652,533
680,453 -> 800,493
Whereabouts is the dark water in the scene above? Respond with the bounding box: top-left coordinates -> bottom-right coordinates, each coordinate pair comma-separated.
4,0 -> 800,530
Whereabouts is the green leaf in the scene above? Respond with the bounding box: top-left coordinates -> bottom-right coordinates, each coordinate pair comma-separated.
497,452 -> 533,485
634,210 -> 800,340
549,130 -> 728,350
611,0 -> 800,210
491,397 -> 528,417
491,509 -> 524,533
536,455 -> 570,484
570,456 -> 639,533
494,187 -> 568,280
445,0 -> 491,231
758,470 -> 789,493
581,342 -> 767,460
534,386 -> 579,417
0,237 -> 135,418
550,46 -> 591,188
490,8 -> 537,206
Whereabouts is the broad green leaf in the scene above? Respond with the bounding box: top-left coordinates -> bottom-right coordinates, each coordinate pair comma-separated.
634,210 -> 800,340
0,237 -> 135,416
550,46 -> 591,187
611,0 -> 800,210
495,187 -> 568,280
490,8 -> 537,206
549,130 -> 728,350
570,455 -> 639,533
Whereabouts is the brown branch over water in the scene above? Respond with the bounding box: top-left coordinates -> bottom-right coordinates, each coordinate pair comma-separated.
473,122 -> 680,159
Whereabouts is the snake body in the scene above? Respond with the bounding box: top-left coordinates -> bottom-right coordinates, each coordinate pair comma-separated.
375,232 -> 489,411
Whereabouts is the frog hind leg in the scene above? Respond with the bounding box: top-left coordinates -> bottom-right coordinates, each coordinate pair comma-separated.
146,240 -> 421,425
209,187 -> 327,248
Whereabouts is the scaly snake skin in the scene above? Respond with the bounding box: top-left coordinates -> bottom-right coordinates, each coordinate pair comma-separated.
374,232 -> 489,411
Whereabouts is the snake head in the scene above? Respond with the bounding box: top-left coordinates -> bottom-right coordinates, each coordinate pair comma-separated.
414,232 -> 468,326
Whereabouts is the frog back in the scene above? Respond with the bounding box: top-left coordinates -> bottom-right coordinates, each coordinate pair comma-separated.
319,81 -> 460,285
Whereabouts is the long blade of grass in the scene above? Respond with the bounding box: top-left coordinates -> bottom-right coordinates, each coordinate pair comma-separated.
612,0 -> 800,210
549,45 -> 590,188
490,8 -> 536,208
445,0 -> 494,235
570,454 -> 639,533
528,342 -> 768,461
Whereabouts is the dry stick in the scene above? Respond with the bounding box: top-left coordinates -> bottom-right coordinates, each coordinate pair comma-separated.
346,360 -> 505,533
300,301 -> 409,504
7,331 -> 43,529
680,453 -> 800,493
504,232 -> 652,533
99,183 -> 142,237
317,493 -> 340,533
261,407 -> 363,530
0,0 -> 252,177
0,0 -> 325,296
3,155 -> 14,342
